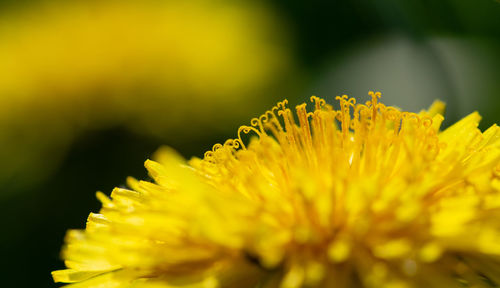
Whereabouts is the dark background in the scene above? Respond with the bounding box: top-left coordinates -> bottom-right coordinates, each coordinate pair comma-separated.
0,0 -> 499,287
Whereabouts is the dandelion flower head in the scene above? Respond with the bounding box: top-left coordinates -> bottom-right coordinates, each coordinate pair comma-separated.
53,92 -> 500,288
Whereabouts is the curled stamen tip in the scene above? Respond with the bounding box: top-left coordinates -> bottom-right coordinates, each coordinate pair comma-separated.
223,139 -> 241,149
239,126 -> 250,133
277,109 -> 292,117
250,118 -> 259,125
211,143 -> 223,152
296,103 -> 307,110
368,91 -> 382,98
335,95 -> 349,101
279,99 -> 289,106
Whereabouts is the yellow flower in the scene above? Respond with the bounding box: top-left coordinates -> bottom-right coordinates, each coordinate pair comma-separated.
53,92 -> 500,288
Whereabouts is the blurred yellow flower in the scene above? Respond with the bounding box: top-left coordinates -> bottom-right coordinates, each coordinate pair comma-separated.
53,92 -> 500,287
0,0 -> 292,189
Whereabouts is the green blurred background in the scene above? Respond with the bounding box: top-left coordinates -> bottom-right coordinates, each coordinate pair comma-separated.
0,0 -> 498,287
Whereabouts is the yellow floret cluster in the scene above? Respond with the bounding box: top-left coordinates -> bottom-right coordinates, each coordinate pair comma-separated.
54,92 -> 500,288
